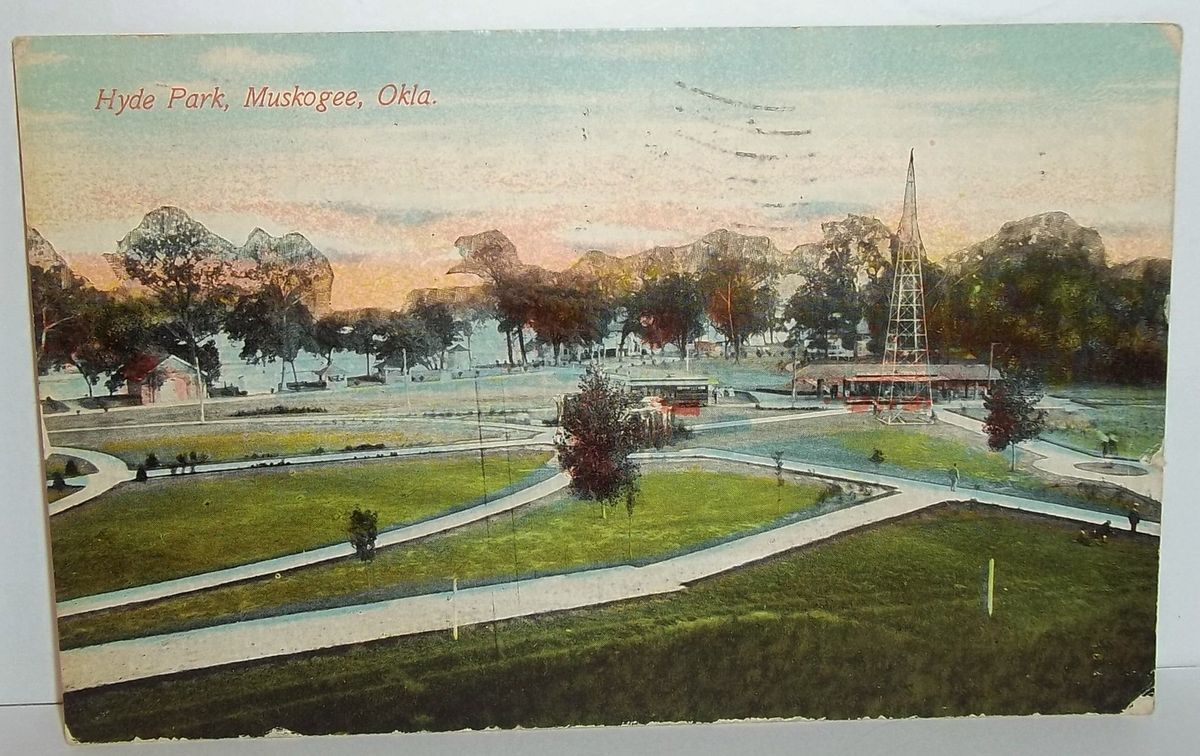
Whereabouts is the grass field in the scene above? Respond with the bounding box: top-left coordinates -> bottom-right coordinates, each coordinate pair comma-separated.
44,454 -> 99,480
1044,386 -> 1165,459
63,504 -> 1158,740
954,386 -> 1166,460
50,451 -> 552,601
43,370 -> 582,432
57,466 -> 854,648
52,420 -> 506,467
681,412 -> 1154,515
46,485 -> 83,504
685,412 -> 1032,487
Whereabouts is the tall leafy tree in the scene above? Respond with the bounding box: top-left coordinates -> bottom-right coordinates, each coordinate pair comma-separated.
529,274 -> 614,364
376,312 -> 440,371
28,265 -> 88,373
340,309 -> 394,376
69,294 -> 160,397
699,250 -> 777,362
983,365 -> 1048,470
119,221 -> 235,421
784,270 -> 860,357
311,311 -> 353,367
408,300 -> 461,370
226,288 -> 316,390
230,235 -> 323,388
623,274 -> 706,358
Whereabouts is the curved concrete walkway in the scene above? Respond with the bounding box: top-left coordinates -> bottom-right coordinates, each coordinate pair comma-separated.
141,436 -> 554,479
45,446 -> 135,516
938,411 -> 1161,500
57,470 -> 570,618
44,435 -> 555,518
48,413 -> 541,438
55,410 -> 1157,615
688,407 -> 849,431
58,448 -> 1157,693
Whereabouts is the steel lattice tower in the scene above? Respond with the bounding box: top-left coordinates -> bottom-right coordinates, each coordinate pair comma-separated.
879,150 -> 934,424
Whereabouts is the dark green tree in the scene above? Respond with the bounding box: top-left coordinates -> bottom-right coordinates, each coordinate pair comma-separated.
226,286 -> 316,391
785,270 -> 860,358
311,311 -> 353,367
376,312 -> 440,371
119,220 -> 235,421
624,274 -> 707,358
348,508 -> 380,561
339,309 -> 395,376
529,274 -> 615,364
408,300 -> 462,369
28,264 -> 89,373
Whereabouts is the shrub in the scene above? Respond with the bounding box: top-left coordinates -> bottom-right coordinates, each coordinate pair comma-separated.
50,472 -> 66,491
144,453 -> 160,469
870,448 -> 885,466
348,508 -> 379,561
64,459 -> 80,477
343,443 -> 386,452
134,464 -> 148,482
231,405 -> 328,418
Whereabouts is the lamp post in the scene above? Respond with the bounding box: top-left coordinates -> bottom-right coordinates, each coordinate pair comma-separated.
403,347 -> 411,414
987,342 -> 1001,395
791,347 -> 798,409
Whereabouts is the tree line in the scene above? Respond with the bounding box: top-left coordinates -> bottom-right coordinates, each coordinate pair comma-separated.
30,216 -> 467,417
30,211 -> 1170,405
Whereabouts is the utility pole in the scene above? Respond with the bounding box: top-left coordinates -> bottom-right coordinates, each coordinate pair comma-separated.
988,342 -> 1001,395
403,347 -> 411,414
791,347 -> 798,409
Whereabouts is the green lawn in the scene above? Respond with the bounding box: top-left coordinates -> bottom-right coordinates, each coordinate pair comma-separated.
43,370 -> 580,432
51,451 -> 552,601
1042,389 -> 1165,458
63,505 -> 1159,740
46,485 -> 83,504
955,390 -> 1165,460
684,412 -> 1036,488
44,454 -> 98,480
682,411 -> 1156,516
55,420 -> 501,467
57,466 -> 854,648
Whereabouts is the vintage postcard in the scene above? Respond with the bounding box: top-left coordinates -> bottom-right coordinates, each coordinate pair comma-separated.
12,25 -> 1178,741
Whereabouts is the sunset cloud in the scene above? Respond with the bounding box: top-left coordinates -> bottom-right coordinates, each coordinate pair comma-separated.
12,27 -> 1181,310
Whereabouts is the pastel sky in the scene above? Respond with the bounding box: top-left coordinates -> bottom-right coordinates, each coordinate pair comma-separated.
13,25 -> 1182,310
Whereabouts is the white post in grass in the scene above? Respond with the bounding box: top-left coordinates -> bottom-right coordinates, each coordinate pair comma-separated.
452,576 -> 459,640
987,558 -> 995,618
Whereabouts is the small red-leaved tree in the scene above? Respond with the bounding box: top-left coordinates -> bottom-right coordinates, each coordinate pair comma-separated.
555,365 -> 642,518
983,365 -> 1048,471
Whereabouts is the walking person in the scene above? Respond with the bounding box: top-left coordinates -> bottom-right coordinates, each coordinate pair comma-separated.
1127,504 -> 1141,534
949,463 -> 960,492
